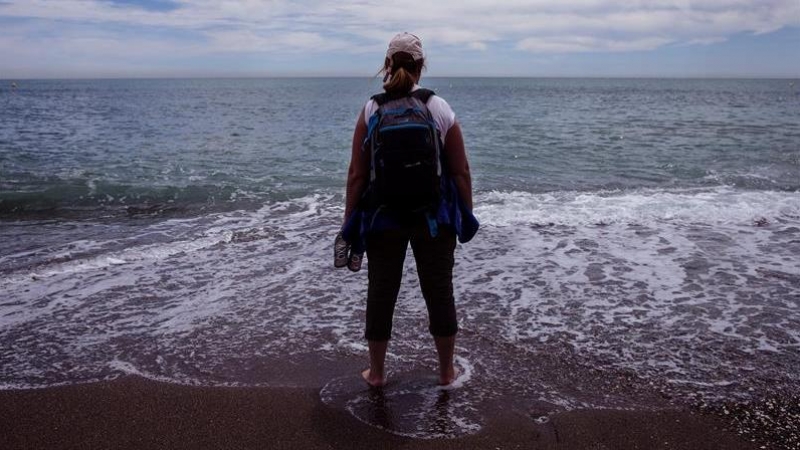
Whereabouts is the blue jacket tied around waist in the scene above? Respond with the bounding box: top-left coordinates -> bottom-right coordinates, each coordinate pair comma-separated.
341,177 -> 479,254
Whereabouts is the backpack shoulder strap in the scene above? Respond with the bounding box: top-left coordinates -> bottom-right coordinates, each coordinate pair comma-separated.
370,88 -> 436,106
370,92 -> 389,106
411,88 -> 435,103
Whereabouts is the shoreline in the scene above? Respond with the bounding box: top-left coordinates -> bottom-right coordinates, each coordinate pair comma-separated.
0,375 -> 763,450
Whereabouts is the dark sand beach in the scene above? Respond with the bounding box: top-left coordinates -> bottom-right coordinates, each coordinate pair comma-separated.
0,376 -> 763,450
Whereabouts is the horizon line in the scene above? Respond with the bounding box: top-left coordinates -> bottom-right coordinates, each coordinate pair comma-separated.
2,75 -> 799,81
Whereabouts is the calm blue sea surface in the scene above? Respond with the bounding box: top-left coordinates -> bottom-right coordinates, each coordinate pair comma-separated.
1,78 -> 798,215
1,78 -> 799,441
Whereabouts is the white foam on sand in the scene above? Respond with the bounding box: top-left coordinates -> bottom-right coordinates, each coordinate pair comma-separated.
458,187 -> 800,400
1,187 -> 798,408
438,355 -> 473,391
476,186 -> 800,227
319,356 -> 483,440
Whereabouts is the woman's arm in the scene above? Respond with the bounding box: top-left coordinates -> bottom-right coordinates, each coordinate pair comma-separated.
344,109 -> 369,223
443,121 -> 473,211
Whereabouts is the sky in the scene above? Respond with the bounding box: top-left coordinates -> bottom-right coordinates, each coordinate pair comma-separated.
1,0 -> 799,78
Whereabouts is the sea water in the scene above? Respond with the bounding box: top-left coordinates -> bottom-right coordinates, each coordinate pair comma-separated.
1,78 -> 799,439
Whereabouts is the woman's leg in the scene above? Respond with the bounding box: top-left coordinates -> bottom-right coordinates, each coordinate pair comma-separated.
433,334 -> 457,385
363,229 -> 409,386
410,224 -> 458,385
362,340 -> 389,387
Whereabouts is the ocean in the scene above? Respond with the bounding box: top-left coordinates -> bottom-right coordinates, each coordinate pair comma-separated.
1,78 -> 799,442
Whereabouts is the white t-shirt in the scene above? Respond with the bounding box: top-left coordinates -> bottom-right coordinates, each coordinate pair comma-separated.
363,85 -> 456,145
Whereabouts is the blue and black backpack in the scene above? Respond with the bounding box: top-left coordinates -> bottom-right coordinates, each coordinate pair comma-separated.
363,89 -> 442,213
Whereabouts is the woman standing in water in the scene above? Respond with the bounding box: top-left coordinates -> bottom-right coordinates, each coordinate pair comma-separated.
339,32 -> 477,387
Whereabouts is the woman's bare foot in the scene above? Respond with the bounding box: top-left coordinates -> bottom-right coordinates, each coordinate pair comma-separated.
361,368 -> 386,387
438,366 -> 459,386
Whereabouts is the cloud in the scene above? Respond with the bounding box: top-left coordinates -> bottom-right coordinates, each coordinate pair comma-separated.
1,0 -> 799,75
685,36 -> 728,46
516,36 -> 674,53
104,0 -> 182,12
207,30 -> 351,54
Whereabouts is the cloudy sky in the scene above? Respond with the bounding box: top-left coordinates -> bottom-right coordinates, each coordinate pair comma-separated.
1,0 -> 798,78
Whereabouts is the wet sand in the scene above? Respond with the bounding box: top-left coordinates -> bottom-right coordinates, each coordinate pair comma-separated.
0,376 -> 761,450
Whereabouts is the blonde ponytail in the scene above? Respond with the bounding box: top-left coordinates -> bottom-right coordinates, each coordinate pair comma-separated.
383,67 -> 416,94
381,52 -> 425,96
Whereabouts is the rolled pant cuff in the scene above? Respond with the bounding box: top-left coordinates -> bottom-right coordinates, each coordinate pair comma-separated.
429,326 -> 458,338
364,332 -> 391,341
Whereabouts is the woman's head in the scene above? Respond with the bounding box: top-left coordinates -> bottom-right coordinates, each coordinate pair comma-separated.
382,32 -> 425,94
